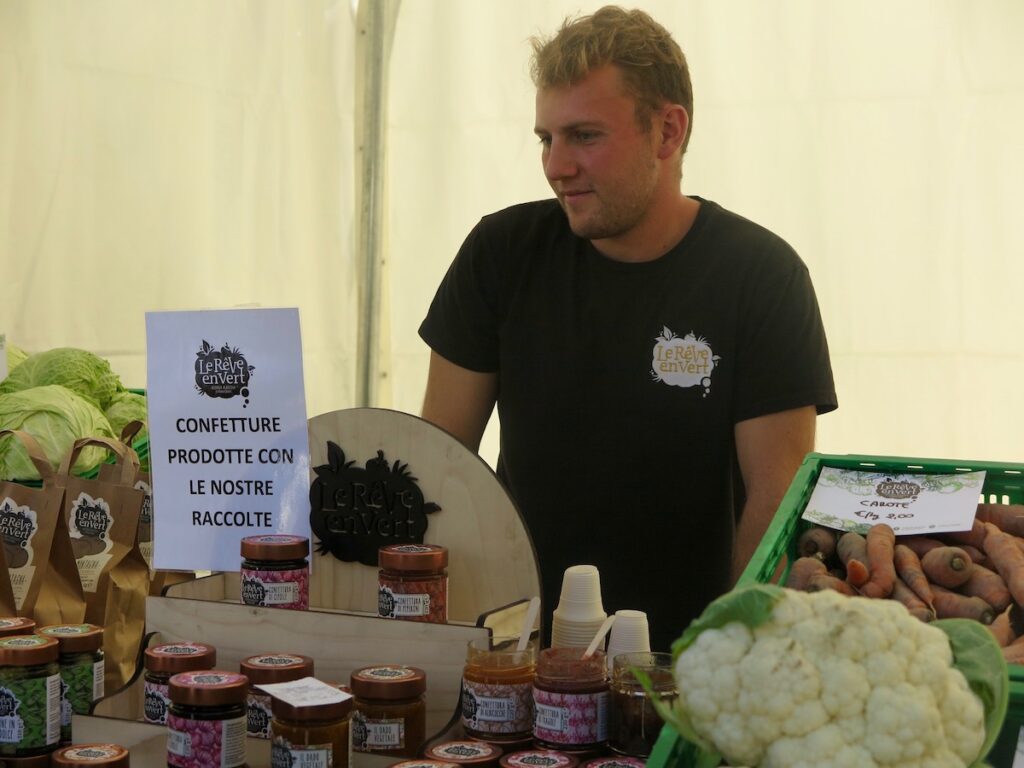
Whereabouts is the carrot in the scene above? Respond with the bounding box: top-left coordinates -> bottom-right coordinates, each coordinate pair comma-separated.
988,606 -> 1016,647
806,573 -> 857,596
784,556 -> 828,590
957,544 -> 987,567
900,536 -> 945,559
797,526 -> 837,561
845,558 -> 869,588
893,544 -> 934,609
977,503 -> 1024,538
860,524 -> 897,599
930,585 -> 995,624
1002,635 -> 1024,664
920,546 -> 974,589
837,531 -> 868,566
942,519 -> 988,550
890,579 -> 934,622
981,522 -> 1024,607
960,563 -> 1012,612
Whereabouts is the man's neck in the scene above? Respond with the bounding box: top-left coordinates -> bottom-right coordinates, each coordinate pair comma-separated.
591,194 -> 701,263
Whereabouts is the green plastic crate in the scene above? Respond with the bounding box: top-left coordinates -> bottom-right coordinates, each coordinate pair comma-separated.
646,451 -> 1024,768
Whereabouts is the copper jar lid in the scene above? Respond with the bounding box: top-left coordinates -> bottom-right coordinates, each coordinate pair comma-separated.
0,634 -> 59,665
241,534 -> 309,561
499,752 -> 580,768
0,617 -> 35,638
269,685 -> 353,722
169,670 -> 248,707
37,623 -> 104,653
426,741 -> 501,764
389,762 -> 458,768
378,544 -> 448,572
350,665 -> 426,700
581,759 -> 646,768
240,653 -> 314,685
52,743 -> 130,766
144,641 -> 216,674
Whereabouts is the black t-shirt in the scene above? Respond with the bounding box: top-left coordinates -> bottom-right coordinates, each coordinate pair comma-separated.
420,197 -> 837,650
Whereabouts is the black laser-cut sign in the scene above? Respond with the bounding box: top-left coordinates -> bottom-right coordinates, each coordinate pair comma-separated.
308,442 -> 441,566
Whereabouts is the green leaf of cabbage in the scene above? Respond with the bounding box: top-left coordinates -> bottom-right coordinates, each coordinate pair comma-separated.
0,385 -> 116,479
4,343 -> 28,372
104,390 -> 148,442
0,347 -> 123,411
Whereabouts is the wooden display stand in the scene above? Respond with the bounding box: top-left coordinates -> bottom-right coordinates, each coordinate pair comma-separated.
80,408 -> 542,766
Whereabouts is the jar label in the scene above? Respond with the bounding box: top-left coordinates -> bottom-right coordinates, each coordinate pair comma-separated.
241,568 -> 309,610
144,681 -> 171,724
167,713 -> 247,767
461,679 -> 534,734
352,711 -> 404,751
533,688 -> 608,745
247,692 -> 273,739
0,672 -> 60,747
379,586 -> 430,618
59,676 -> 72,729
63,658 -> 96,715
93,658 -> 105,702
271,738 -> 332,768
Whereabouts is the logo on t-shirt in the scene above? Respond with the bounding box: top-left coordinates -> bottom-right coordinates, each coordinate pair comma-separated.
651,326 -> 720,396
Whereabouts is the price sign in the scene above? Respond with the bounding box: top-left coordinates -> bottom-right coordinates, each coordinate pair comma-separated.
801,466 -> 985,535
146,308 -> 311,571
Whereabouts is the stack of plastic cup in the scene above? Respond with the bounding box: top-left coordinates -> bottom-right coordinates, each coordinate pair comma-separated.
550,565 -> 607,649
605,609 -> 651,672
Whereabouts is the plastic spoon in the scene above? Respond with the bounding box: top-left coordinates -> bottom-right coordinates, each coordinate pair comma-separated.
582,614 -> 616,659
516,597 -> 541,651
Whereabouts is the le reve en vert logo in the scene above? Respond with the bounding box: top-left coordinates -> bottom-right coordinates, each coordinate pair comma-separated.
194,341 -> 255,408
309,443 -> 441,566
651,326 -> 721,397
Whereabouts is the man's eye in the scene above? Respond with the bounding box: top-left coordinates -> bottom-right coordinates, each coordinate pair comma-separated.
537,136 -> 551,147
573,131 -> 598,143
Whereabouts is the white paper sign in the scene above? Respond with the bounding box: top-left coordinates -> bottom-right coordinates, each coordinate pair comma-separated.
801,467 -> 986,535
256,677 -> 351,707
146,308 -> 311,571
0,333 -> 8,381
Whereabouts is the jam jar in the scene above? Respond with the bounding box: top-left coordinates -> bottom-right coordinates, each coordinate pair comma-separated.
240,534 -> 310,610
36,623 -> 105,745
581,758 -> 645,768
167,670 -> 248,768
498,751 -> 580,768
239,653 -> 313,739
461,635 -> 535,741
0,617 -> 35,638
52,743 -> 130,766
0,634 -> 61,758
533,648 -> 609,752
377,544 -> 448,623
270,684 -> 353,768
424,740 -> 501,767
608,651 -> 675,757
144,642 -> 217,726
350,665 -> 426,757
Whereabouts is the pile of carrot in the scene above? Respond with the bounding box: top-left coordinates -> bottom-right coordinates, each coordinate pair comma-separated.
783,502 -> 1024,663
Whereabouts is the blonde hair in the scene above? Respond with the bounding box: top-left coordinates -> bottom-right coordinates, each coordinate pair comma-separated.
530,5 -> 693,152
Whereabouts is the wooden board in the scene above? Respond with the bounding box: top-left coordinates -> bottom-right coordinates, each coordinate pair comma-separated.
306,408 -> 542,624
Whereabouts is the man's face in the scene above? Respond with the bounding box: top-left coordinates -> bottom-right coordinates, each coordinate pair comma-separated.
534,65 -> 662,245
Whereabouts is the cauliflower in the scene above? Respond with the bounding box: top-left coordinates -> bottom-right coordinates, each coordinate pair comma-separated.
663,585 -> 1006,768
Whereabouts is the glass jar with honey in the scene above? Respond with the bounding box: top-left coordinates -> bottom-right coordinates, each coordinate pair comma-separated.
461,635 -> 535,742
350,665 -> 426,757
608,651 -> 675,758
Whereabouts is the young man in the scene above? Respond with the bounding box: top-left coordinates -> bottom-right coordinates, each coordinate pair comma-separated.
419,6 -> 837,651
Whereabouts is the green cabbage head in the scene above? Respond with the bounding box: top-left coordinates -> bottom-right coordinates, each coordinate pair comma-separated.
104,390 -> 148,442
0,385 -> 117,480
4,342 -> 28,372
0,347 -> 124,410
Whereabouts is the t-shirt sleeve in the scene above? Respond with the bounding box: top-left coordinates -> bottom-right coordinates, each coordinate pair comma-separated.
418,220 -> 503,373
732,252 -> 838,422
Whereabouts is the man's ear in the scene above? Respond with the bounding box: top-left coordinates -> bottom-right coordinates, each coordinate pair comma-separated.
657,104 -> 689,160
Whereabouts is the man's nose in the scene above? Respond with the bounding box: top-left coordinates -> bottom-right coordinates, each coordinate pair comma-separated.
543,140 -> 576,181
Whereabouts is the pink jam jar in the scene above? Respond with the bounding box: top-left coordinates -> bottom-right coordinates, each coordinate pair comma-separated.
167,670 -> 249,768
239,534 -> 309,610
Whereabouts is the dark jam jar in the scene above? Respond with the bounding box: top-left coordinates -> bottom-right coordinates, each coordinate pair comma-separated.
377,544 -> 448,623
0,618 -> 36,639
424,740 -> 501,767
350,665 -> 426,757
144,642 -> 217,726
0,634 -> 61,757
239,653 -> 313,739
240,535 -> 310,611
498,751 -> 580,768
608,651 -> 675,758
532,648 -> 608,752
270,684 -> 353,768
167,671 -> 248,768
37,623 -> 105,746
52,743 -> 130,766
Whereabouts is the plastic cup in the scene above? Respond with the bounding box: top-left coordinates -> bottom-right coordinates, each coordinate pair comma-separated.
558,565 -> 604,604
605,610 -> 650,671
551,614 -> 607,649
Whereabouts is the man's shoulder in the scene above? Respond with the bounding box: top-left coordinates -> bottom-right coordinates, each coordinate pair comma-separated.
695,198 -> 804,268
478,199 -> 568,236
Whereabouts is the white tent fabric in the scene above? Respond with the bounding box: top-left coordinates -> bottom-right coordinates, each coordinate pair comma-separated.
3,1 -> 1023,468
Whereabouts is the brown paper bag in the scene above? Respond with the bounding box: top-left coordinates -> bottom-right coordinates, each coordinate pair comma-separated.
0,430 -> 84,623
58,436 -> 149,692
